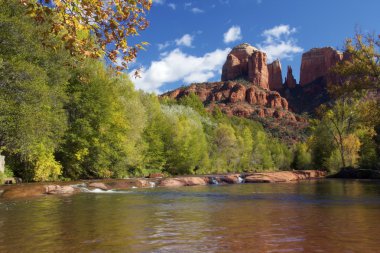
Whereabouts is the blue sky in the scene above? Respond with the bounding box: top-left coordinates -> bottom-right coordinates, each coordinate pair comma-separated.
128,0 -> 380,93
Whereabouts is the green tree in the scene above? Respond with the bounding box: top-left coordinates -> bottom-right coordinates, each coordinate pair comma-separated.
0,1 -> 70,181
329,32 -> 380,169
141,94 -> 167,174
211,123 -> 239,173
252,131 -> 275,170
291,143 -> 312,170
162,105 -> 209,175
318,99 -> 359,168
57,60 -> 146,179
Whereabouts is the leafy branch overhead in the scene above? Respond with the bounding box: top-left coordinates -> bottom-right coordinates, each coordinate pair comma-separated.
21,0 -> 152,71
329,33 -> 380,97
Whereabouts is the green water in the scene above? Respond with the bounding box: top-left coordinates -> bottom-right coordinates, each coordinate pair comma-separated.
1,180 -> 380,252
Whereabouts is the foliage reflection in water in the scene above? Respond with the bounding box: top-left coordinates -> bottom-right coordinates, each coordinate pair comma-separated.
1,180 -> 380,252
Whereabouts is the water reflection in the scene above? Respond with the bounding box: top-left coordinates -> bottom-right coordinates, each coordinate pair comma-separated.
1,180 -> 380,252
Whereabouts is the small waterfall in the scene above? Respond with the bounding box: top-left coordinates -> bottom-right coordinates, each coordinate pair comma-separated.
209,177 -> 219,185
70,183 -> 130,194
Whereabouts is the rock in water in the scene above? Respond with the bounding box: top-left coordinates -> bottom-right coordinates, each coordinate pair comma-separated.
159,177 -> 208,187
45,185 -> 75,195
88,182 -> 109,190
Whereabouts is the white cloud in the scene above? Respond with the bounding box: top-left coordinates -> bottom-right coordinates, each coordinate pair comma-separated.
262,25 -> 297,41
191,7 -> 204,13
129,48 -> 231,93
175,34 -> 194,47
158,34 -> 194,50
152,0 -> 165,4
168,3 -> 176,10
258,24 -> 303,62
223,25 -> 242,44
158,41 -> 171,50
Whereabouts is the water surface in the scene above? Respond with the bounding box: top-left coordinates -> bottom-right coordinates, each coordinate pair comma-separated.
1,180 -> 380,252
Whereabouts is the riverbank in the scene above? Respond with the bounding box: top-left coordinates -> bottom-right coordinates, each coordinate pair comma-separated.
0,170 -> 326,199
329,167 -> 380,179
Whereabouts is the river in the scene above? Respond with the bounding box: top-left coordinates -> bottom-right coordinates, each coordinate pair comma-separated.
1,179 -> 380,252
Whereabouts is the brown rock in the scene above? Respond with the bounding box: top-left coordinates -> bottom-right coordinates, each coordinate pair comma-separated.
245,170 -> 326,183
249,50 -> 269,90
148,173 -> 164,178
300,47 -> 343,86
221,44 -> 257,81
246,87 -> 257,104
257,108 -> 265,117
221,54 -> 242,81
268,92 -> 284,109
229,83 -> 246,103
256,91 -> 268,105
221,174 -> 242,184
159,177 -> 208,187
1,185 -> 46,199
221,43 -> 269,90
281,98 -> 289,111
284,66 -> 297,88
45,185 -> 75,195
134,179 -> 151,188
88,182 -> 108,190
268,59 -> 283,91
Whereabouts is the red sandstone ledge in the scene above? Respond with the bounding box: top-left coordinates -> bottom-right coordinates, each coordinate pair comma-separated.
0,170 -> 326,199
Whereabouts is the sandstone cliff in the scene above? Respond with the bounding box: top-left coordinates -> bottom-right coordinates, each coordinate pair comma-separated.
299,47 -> 344,86
165,81 -> 294,120
268,60 -> 283,91
221,43 -> 270,90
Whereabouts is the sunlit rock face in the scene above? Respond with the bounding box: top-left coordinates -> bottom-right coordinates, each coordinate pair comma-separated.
221,43 -> 270,90
299,47 -> 344,86
268,59 -> 283,91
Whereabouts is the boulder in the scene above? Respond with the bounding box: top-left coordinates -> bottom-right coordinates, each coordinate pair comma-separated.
221,174 -> 242,184
88,182 -> 108,190
134,179 -> 151,188
268,60 -> 283,91
159,177 -> 208,187
45,185 -> 76,195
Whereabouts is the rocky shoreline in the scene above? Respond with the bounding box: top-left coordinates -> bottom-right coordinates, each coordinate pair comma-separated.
0,170 -> 326,199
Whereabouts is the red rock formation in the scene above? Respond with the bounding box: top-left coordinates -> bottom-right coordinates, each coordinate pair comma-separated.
229,83 -> 246,103
284,66 -> 297,88
268,59 -> 283,91
163,81 -> 296,121
249,50 -> 269,89
221,43 -> 269,90
221,43 -> 257,81
299,47 -> 343,86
